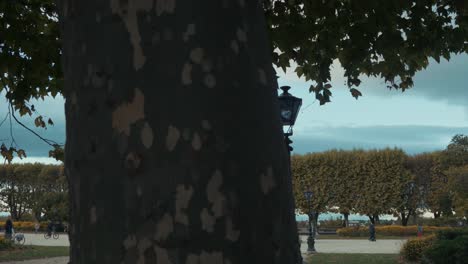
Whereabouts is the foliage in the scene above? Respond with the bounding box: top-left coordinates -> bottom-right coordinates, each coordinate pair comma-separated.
0,0 -> 62,113
401,235 -> 436,262
421,228 -> 468,264
356,149 -> 410,222
265,0 -> 468,104
446,165 -> 468,217
0,163 -> 68,221
337,225 -> 450,237
0,236 -> 14,251
1,1 -> 468,159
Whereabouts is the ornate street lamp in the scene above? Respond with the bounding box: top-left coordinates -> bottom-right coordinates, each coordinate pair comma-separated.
278,85 -> 304,263
278,86 -> 302,137
304,190 -> 316,253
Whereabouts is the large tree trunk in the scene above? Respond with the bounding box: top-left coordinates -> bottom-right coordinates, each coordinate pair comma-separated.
58,0 -> 301,263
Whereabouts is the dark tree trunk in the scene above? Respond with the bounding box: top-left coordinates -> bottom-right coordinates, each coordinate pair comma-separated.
374,214 -> 380,225
401,213 -> 409,226
343,212 -> 349,227
58,1 -> 301,263
368,215 -> 375,224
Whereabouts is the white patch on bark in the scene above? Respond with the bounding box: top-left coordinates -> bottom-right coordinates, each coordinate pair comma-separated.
123,234 -> 137,249
90,206 -> 97,224
166,125 -> 180,151
204,74 -> 216,88
182,63 -> 193,85
175,185 -> 194,225
183,24 -> 196,42
191,132 -> 202,151
260,166 -> 276,194
207,170 -> 225,217
225,217 -> 240,241
200,208 -> 215,232
258,69 -> 267,85
230,40 -> 239,54
236,28 -> 247,43
112,88 -> 145,136
155,213 -> 174,241
156,0 -> 176,16
201,120 -> 212,130
190,48 -> 204,64
154,246 -> 172,264
200,251 -> 223,263
141,122 -> 154,148
110,0 -> 153,70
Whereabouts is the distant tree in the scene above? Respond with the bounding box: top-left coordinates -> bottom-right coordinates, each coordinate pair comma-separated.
329,150 -> 365,227
0,163 -> 68,221
442,134 -> 468,168
354,149 -> 409,224
446,165 -> 468,218
0,164 -> 29,220
292,152 -> 338,233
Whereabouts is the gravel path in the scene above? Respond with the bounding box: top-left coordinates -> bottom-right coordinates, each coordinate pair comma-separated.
20,233 -> 69,247
3,235 -> 405,263
299,235 -> 406,254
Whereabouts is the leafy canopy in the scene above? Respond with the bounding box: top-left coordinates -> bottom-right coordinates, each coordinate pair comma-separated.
0,0 -> 467,159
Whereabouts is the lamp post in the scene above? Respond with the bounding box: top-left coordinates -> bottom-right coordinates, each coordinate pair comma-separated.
278,85 -> 303,262
304,190 -> 316,252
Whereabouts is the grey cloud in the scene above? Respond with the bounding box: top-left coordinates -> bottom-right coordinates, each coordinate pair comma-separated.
292,125 -> 468,155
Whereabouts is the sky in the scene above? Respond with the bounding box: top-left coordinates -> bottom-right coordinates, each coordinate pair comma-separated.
0,54 -> 467,164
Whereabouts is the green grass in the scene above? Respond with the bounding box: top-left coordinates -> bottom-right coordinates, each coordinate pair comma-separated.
0,246 -> 69,262
307,253 -> 402,264
315,234 -> 412,240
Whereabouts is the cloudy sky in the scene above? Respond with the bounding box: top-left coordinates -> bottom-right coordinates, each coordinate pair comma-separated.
1,54 -> 467,164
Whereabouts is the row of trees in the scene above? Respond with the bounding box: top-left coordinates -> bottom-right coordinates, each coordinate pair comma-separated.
292,135 -> 468,228
0,163 -> 68,221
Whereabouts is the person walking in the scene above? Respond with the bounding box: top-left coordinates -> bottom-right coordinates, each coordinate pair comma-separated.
417,224 -> 423,238
369,223 -> 376,242
34,222 -> 40,233
4,216 -> 13,240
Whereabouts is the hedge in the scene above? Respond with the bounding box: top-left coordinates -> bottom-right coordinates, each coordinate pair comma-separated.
0,222 -> 49,232
401,235 -> 436,261
421,228 -> 468,264
336,225 -> 452,237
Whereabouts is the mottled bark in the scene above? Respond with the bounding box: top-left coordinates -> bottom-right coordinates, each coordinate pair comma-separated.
58,0 -> 300,263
